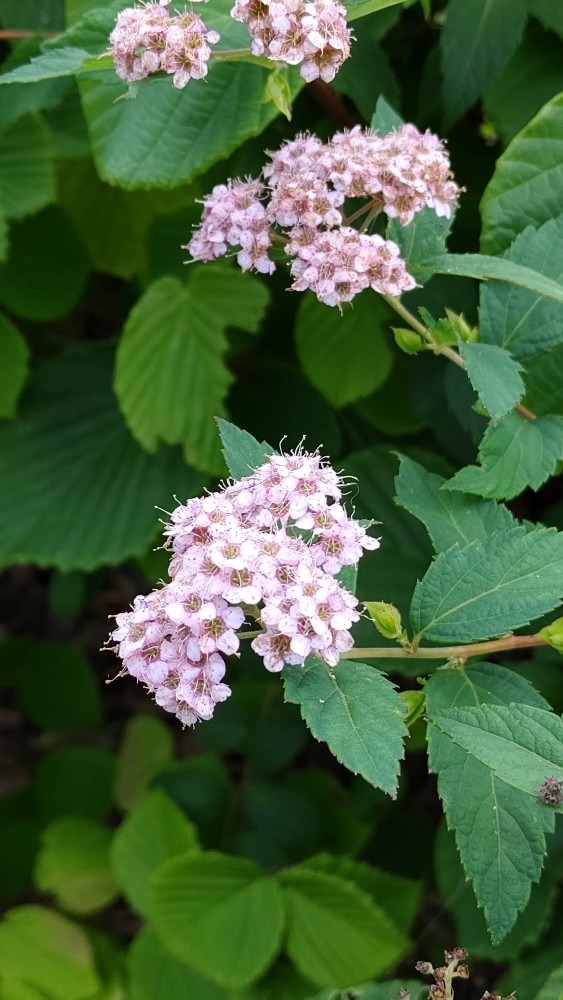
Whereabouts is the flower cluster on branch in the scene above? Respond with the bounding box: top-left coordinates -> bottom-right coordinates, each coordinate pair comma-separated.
108,449 -> 378,725
186,127 -> 459,305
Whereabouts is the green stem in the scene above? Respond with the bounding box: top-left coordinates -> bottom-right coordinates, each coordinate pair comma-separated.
339,633 -> 547,662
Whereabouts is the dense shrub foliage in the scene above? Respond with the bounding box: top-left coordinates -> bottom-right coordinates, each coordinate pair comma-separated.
1,0 -> 563,998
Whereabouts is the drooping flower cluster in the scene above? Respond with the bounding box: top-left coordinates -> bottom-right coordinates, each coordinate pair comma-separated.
108,0 -> 220,87
186,126 -> 459,305
108,448 -> 378,725
231,0 -> 351,82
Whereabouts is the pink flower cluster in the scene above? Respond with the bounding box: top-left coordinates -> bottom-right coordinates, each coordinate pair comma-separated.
108,0 -> 220,88
231,0 -> 352,82
108,449 -> 378,725
186,127 -> 459,305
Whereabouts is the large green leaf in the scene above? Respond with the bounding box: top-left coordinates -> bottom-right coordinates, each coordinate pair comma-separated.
295,292 -> 393,408
533,962 -> 563,1000
432,702 -> 563,802
394,454 -> 514,553
0,115 -> 55,220
0,341 -> 205,571
0,906 -> 101,1000
481,93 -> 563,254
283,657 -> 407,796
0,48 -> 91,84
479,216 -> 563,361
0,314 -> 29,418
114,716 -> 174,812
216,419 -> 274,480
128,926 -> 229,1000
445,411 -> 563,500
279,866 -> 407,988
151,852 -> 285,989
440,0 -> 526,127
387,209 -> 452,284
426,662 -> 554,943
422,252 -> 563,305
111,789 -> 199,917
115,271 -> 269,475
458,341 -> 524,421
410,524 -> 563,643
524,343 -> 563,415
34,817 -> 118,916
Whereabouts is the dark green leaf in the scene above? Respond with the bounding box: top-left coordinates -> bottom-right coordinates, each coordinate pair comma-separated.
114,716 -> 174,812
458,341 -> 524,421
0,115 -> 55,221
15,639 -> 102,731
0,314 -> 29,418
524,343 -> 563,415
422,252 -> 563,306
388,209 -> 453,284
283,657 -> 407,796
216,419 -> 274,480
33,747 -> 116,823
410,525 -> 563,642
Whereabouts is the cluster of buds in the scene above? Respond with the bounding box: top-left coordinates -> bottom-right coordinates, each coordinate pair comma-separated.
186,127 -> 459,306
108,0 -> 220,88
107,448 -> 378,725
231,0 -> 351,82
415,949 -> 469,1000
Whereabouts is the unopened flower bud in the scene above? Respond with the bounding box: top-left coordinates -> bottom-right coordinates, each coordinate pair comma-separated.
364,600 -> 403,640
434,967 -> 447,981
455,965 -> 469,979
415,962 -> 434,975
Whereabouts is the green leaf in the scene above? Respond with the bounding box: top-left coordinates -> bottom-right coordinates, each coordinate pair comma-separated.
128,926 -> 229,1000
345,0 -> 406,21
33,747 -> 116,823
388,209 -> 453,284
114,716 -> 174,812
111,789 -> 199,918
295,292 -> 393,408
115,271 -> 269,475
0,115 -> 55,221
15,639 -> 102,731
533,961 -> 563,1000
279,866 -> 407,988
458,341 -> 524,421
334,30 -> 399,124
445,412 -> 563,500
35,817 -> 118,916
151,852 -> 285,989
479,217 -> 563,361
0,0 -> 64,31
0,341 -> 206,571
0,206 -> 90,322
0,48 -> 90,84
422,252 -> 563,306
283,657 -> 407,796
153,752 -> 231,846
484,22 -> 563,146
440,0 -> 526,127
410,524 -> 563,643
481,93 -> 563,254
525,343 -> 563,415
370,94 -> 403,133
0,906 -> 101,1000
527,0 -> 563,38
0,314 -> 29,418
432,703 -> 563,803
394,454 -> 515,552
216,419 -> 274,480
426,661 -> 554,943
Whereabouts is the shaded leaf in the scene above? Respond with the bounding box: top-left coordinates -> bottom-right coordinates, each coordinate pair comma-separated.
15,639 -> 102,731
524,343 -> 563,415
128,926 -> 229,1000
388,209 -> 452,284
33,747 -> 116,823
0,115 -> 55,221
114,715 -> 174,812
0,314 -> 29,419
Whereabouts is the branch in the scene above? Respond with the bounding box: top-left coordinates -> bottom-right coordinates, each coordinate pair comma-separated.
339,633 -> 547,662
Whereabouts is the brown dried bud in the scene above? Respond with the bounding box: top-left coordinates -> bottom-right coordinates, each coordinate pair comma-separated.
537,776 -> 563,807
434,968 -> 447,982
429,985 -> 447,1000
415,962 -> 434,975
455,965 -> 469,979
445,947 -> 468,962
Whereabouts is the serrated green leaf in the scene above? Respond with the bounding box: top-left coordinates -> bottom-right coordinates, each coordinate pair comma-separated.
445,412 -> 563,500
35,817 -> 118,916
128,926 -> 229,1000
151,852 -> 284,989
370,94 -> 403,133
0,906 -> 101,1000
216,419 -> 274,480
0,314 -> 29,418
440,0 -> 526,127
0,115 -> 55,220
479,217 -> 563,361
432,703 -> 563,803
525,343 -> 563,415
422,252 -> 563,306
0,48 -> 90,84
295,292 -> 393,408
394,454 -> 515,552
114,715 -> 174,811
426,661 -> 554,943
111,789 -> 199,917
279,866 -> 407,988
115,271 -> 269,474
481,93 -> 563,254
387,209 -> 453,284
458,341 -> 524,421
410,525 -> 563,643
283,657 -> 407,795
0,341 -> 206,571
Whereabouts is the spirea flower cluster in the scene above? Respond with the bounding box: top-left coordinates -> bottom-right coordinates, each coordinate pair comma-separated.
186,126 -> 459,306
108,0 -> 220,88
108,449 -> 378,726
231,0 -> 351,82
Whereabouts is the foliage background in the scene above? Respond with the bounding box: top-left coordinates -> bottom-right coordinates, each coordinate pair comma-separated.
1,0 -> 563,997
